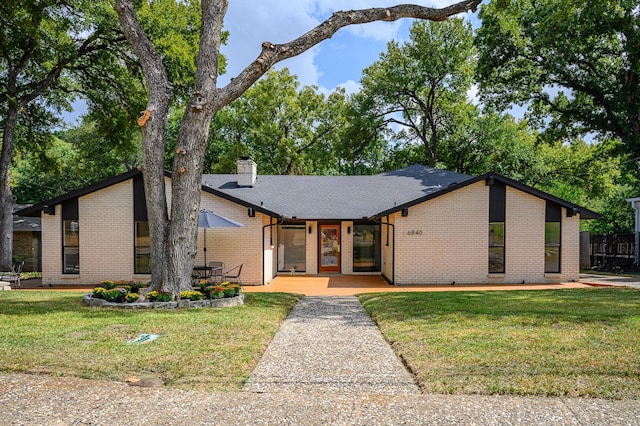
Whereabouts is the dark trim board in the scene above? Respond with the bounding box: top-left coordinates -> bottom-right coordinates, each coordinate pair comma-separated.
374,172 -> 601,220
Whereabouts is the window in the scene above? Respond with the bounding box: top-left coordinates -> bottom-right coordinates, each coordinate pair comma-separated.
489,222 -> 505,273
353,224 -> 381,272
62,198 -> 79,274
278,225 -> 306,272
135,221 -> 151,274
133,175 -> 150,274
488,180 -> 506,273
545,202 -> 561,273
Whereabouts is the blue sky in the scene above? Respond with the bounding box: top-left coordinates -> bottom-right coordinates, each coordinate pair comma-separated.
65,1 -> 480,124
219,0 -> 479,94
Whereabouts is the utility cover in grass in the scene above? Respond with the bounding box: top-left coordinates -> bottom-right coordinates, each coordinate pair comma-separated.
126,333 -> 160,345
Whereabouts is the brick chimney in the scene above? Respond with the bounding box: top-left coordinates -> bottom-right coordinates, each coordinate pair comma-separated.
237,156 -> 257,187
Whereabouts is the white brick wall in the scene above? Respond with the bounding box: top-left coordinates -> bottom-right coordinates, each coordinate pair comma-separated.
381,217 -> 394,282
391,182 -> 580,285
394,181 -> 488,285
505,186 -> 545,283
43,180 -> 135,286
341,221 -> 353,274
40,175 -> 582,287
306,221 -> 318,275
198,193 -> 265,285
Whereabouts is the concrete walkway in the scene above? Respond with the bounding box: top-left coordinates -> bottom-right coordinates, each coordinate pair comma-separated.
243,296 -> 419,394
579,273 -> 640,289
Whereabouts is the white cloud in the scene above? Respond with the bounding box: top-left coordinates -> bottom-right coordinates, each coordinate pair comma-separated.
318,79 -> 361,97
219,1 -> 478,89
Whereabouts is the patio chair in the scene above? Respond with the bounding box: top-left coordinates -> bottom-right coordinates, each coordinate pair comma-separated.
1,261 -> 24,289
223,263 -> 242,285
208,261 -> 225,283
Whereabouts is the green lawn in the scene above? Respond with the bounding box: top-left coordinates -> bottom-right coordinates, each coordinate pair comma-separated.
359,288 -> 640,399
0,291 -> 301,391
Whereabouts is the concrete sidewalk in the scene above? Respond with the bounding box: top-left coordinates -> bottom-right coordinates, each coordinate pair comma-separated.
243,296 -> 419,394
579,273 -> 640,289
1,373 -> 639,425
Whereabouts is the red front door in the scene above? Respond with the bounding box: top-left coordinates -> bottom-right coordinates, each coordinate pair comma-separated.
319,224 -> 340,272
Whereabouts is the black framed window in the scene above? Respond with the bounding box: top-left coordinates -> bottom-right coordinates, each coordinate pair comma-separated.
133,175 -> 150,274
62,198 -> 79,274
488,180 -> 506,273
277,225 -> 306,273
545,202 -> 561,273
353,224 -> 381,272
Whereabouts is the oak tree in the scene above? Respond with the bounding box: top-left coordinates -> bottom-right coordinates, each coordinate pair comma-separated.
114,0 -> 483,295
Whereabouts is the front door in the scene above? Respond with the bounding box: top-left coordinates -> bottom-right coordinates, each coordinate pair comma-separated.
319,224 -> 340,272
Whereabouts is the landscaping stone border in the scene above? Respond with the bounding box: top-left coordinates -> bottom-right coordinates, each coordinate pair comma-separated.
82,293 -> 244,309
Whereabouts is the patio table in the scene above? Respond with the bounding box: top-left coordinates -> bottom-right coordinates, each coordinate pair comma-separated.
192,265 -> 222,282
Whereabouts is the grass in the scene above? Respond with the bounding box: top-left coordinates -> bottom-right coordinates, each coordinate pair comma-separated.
359,288 -> 640,400
0,290 -> 301,391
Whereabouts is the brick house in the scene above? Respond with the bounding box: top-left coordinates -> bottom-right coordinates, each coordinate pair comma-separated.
17,158 -> 600,287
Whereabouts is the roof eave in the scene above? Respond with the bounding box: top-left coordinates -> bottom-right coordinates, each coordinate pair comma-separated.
375,172 -> 602,220
15,169 -> 143,217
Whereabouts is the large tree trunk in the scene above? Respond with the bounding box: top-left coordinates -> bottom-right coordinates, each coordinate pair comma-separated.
0,106 -> 19,271
115,0 -> 172,290
165,0 -> 228,294
115,0 -> 481,297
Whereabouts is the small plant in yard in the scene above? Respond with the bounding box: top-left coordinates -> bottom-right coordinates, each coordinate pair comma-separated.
100,280 -> 116,289
92,287 -> 107,299
125,293 -> 140,303
222,282 -> 241,297
104,288 -> 127,303
205,286 -> 225,299
146,291 -> 173,302
179,290 -> 203,301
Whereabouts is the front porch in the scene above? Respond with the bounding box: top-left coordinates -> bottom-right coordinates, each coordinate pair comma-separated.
243,275 -> 590,296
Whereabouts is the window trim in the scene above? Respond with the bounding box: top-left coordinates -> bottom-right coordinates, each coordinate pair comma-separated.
62,198 -> 79,275
545,202 -> 562,274
488,181 -> 506,274
133,175 -> 151,275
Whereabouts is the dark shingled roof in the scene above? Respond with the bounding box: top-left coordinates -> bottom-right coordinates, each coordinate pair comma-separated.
13,204 -> 41,232
15,165 -> 601,220
201,165 -> 471,220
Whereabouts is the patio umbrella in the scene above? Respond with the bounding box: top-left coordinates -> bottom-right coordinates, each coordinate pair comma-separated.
198,209 -> 245,265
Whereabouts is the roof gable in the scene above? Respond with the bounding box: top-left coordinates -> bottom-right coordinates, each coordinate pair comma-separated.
16,165 -> 600,220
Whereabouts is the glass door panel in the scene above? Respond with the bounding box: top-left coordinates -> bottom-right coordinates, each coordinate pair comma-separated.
353,224 -> 380,272
277,225 -> 306,272
319,224 -> 340,272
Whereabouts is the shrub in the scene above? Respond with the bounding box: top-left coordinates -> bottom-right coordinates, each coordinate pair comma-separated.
92,287 -> 107,299
125,293 -> 140,303
101,280 -> 116,290
221,282 -> 240,297
146,291 -> 173,302
205,286 -> 224,299
105,287 -> 128,303
180,290 -> 203,301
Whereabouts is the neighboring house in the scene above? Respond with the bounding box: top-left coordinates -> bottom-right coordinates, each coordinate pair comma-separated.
17,158 -> 600,287
13,204 -> 41,272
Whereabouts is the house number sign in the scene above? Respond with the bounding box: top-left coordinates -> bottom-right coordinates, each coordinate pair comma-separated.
407,230 -> 423,236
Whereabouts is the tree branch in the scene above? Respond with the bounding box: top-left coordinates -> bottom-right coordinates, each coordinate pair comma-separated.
216,0 -> 481,109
